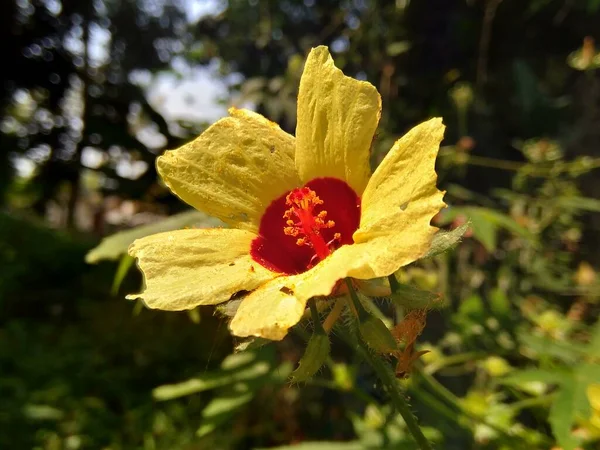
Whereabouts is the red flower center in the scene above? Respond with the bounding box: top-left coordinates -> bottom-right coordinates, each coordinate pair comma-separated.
250,177 -> 361,275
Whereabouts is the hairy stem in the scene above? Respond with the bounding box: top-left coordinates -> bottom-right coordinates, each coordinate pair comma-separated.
323,298 -> 345,333
344,279 -> 432,450
356,338 -> 433,450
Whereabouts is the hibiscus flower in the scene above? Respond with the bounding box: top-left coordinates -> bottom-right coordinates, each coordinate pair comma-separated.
128,46 -> 446,340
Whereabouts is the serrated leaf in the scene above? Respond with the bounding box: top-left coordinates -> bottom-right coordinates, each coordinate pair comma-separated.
290,331 -> 331,383
85,210 -> 223,263
424,223 -> 470,258
388,283 -> 443,310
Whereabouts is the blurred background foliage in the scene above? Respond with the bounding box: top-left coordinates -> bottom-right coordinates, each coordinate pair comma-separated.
1,0 -> 600,448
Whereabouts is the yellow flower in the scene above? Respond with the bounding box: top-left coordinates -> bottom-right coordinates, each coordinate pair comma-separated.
128,46 -> 446,340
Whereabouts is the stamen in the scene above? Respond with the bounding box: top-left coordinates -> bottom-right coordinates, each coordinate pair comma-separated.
282,187 -> 339,261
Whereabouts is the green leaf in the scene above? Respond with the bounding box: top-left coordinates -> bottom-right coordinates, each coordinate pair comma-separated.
358,315 -> 398,354
589,319 -> 600,357
256,442 -> 366,450
489,287 -> 510,318
197,389 -> 255,437
290,330 -> 331,383
234,337 -> 272,353
387,283 -> 443,310
424,223 -> 469,258
153,352 -> 270,401
186,307 -> 201,324
500,368 -> 568,386
111,254 -> 134,295
555,196 -> 600,213
469,212 -> 497,251
23,404 -> 64,421
518,332 -> 589,363
85,210 -> 223,263
386,41 -> 411,56
439,207 -> 536,252
457,294 -> 484,321
549,364 -> 600,450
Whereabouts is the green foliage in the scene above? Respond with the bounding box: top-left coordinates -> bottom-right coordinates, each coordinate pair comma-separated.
86,210 -> 223,263
357,315 -> 398,354
290,327 -> 331,383
424,223 -> 470,258
153,348 -> 293,439
387,283 -> 444,310
4,0 -> 600,448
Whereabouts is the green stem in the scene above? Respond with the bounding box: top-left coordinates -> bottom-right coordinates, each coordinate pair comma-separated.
388,274 -> 401,293
439,148 -> 600,174
424,351 -> 487,375
344,279 -> 432,450
308,299 -> 325,333
356,338 -> 433,450
415,365 -> 551,445
344,278 -> 368,319
323,298 -> 345,333
508,393 -> 555,412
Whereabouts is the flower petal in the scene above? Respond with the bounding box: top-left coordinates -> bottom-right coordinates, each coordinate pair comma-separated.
351,118 -> 447,278
228,276 -> 306,341
157,108 -> 300,232
295,46 -> 382,194
128,228 -> 275,310
230,244 -> 358,340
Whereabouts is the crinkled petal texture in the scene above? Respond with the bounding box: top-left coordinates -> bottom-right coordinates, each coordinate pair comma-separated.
230,244 -> 358,340
128,228 -> 275,310
157,108 -> 300,232
230,118 -> 446,340
295,46 -> 381,195
350,118 -> 447,278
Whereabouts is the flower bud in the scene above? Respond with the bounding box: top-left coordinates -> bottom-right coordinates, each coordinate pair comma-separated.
358,315 -> 398,353
290,331 -> 330,383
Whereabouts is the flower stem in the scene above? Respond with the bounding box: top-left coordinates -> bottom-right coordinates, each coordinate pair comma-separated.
355,338 -> 433,450
323,298 -> 345,333
388,274 -> 401,293
344,278 -> 432,450
344,278 -> 367,318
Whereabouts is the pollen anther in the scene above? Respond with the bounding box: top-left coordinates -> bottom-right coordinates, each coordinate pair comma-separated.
282,187 -> 340,261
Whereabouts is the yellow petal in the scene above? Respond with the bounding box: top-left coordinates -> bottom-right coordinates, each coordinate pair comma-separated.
230,244 -> 360,340
351,118 -> 447,278
229,276 -> 306,341
128,228 -> 275,310
157,108 -> 300,232
295,46 -> 381,194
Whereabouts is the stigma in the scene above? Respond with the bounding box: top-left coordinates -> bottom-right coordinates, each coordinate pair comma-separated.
283,187 -> 341,261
